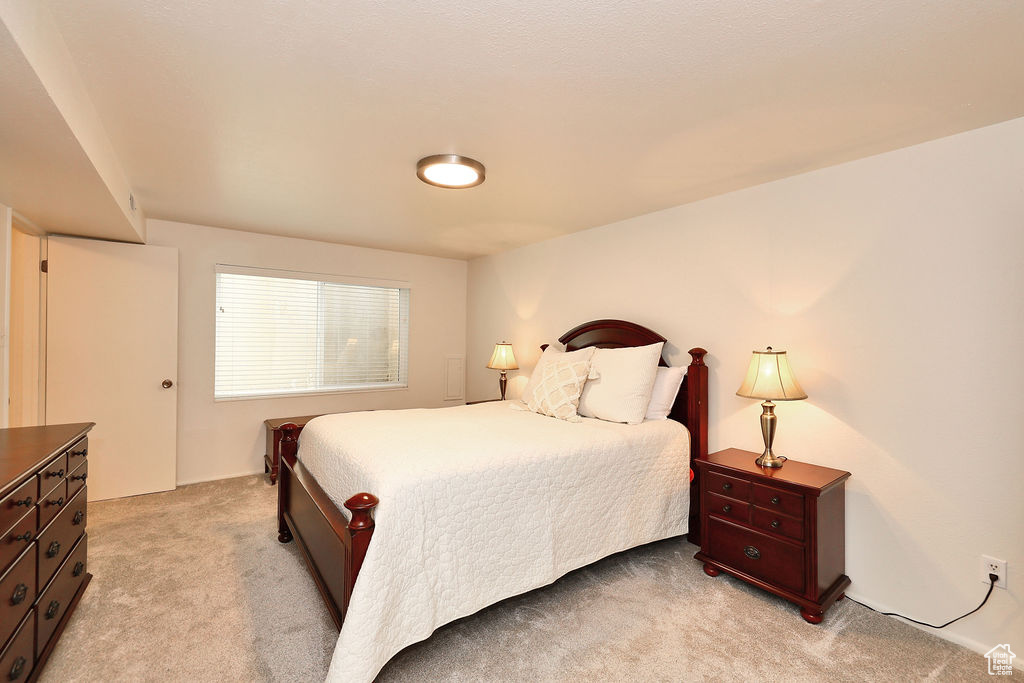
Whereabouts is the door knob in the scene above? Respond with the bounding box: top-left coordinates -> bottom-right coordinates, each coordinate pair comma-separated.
162,379 -> 174,388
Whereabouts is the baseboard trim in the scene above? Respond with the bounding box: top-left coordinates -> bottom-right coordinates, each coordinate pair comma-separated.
844,590 -> 1022,670
176,468 -> 265,487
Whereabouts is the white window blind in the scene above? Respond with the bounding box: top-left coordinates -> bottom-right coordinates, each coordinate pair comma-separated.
215,265 -> 409,399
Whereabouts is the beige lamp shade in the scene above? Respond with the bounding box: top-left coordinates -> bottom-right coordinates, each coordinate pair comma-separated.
736,348 -> 807,401
486,342 -> 518,371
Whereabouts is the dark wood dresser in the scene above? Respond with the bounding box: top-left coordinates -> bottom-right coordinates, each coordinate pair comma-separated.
694,448 -> 851,624
0,423 -> 93,682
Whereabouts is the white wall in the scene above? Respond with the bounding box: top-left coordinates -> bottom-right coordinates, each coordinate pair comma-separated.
147,219 -> 467,485
467,117 -> 1024,658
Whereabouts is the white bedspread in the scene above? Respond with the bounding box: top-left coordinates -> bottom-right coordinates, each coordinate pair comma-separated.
297,401 -> 691,682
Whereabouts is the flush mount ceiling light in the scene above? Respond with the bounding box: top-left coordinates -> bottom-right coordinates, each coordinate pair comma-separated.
416,154 -> 485,189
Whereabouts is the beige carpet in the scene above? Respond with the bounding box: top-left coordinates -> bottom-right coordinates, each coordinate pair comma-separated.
39,475 -> 989,682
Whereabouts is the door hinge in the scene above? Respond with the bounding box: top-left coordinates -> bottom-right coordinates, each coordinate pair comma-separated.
40,259 -> 48,273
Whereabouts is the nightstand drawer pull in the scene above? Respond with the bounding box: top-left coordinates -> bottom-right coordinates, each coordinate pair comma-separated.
770,496 -> 780,505
45,600 -> 60,619
743,545 -> 761,560
722,504 -> 732,513
770,519 -> 780,528
9,656 -> 26,680
722,482 -> 732,491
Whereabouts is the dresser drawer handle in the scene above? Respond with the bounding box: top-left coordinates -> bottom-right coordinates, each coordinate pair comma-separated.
722,504 -> 732,513
47,496 -> 64,508
73,510 -> 84,526
8,656 -> 26,681
46,541 -> 61,558
770,496 -> 780,505
45,600 -> 60,620
70,473 -> 88,482
73,561 -> 85,578
10,583 -> 27,606
743,545 -> 761,560
770,520 -> 780,529
45,469 -> 65,479
13,497 -> 32,507
12,532 -> 31,543
71,449 -> 87,457
722,482 -> 732,491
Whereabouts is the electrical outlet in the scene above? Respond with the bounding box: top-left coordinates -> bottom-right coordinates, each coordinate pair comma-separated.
981,555 -> 1007,589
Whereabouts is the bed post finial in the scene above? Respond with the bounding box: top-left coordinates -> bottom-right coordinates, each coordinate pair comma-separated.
344,493 -> 380,586
688,348 -> 707,366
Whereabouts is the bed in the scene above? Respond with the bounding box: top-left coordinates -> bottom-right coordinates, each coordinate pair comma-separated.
275,319 -> 709,681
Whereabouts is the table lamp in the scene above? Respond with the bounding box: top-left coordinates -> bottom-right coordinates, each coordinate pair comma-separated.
736,347 -> 807,468
487,342 -> 518,400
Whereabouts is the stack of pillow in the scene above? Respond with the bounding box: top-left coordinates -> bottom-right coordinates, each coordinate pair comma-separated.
519,342 -> 685,424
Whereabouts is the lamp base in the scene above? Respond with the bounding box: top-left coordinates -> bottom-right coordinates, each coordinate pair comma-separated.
498,371 -> 508,401
754,400 -> 787,468
755,451 -> 788,468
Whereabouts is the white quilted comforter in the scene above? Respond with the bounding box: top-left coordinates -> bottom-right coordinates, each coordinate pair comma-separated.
297,401 -> 691,682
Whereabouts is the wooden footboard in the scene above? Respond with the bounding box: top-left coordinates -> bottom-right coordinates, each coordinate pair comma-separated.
276,424 -> 377,628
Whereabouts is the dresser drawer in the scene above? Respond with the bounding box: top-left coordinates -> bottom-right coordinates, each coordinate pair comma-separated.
38,480 -> 68,530
751,507 -> 805,542
39,455 -> 68,501
37,487 -> 86,591
67,460 -> 88,499
0,611 -> 34,682
0,480 -> 37,540
66,437 -> 88,473
36,534 -> 87,658
0,513 -> 35,576
752,483 -> 804,520
0,546 -> 35,650
705,470 -> 751,500
705,491 -> 750,524
707,517 -> 805,595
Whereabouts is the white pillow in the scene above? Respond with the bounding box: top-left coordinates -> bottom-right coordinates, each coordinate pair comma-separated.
519,346 -> 596,403
525,358 -> 592,422
645,366 -> 686,420
578,342 -> 664,425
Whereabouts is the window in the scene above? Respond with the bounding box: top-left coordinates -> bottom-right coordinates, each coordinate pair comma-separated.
215,265 -> 409,399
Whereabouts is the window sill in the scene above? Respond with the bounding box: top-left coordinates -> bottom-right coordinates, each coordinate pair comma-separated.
214,384 -> 409,402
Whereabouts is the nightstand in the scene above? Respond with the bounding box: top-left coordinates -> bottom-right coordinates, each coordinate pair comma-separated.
264,415 -> 323,484
693,448 -> 851,623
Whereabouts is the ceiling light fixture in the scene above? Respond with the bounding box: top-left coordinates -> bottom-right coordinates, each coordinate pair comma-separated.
416,154 -> 485,189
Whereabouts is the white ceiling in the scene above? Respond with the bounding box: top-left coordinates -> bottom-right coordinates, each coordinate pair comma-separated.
41,0 -> 1024,259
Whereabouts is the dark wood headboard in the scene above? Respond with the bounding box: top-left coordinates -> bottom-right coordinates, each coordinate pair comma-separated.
555,319 -> 708,461
549,319 -> 709,544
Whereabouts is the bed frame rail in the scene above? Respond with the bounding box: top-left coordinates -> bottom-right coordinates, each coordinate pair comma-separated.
277,424 -> 378,628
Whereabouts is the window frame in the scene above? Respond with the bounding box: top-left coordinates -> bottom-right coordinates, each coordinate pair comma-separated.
213,264 -> 410,402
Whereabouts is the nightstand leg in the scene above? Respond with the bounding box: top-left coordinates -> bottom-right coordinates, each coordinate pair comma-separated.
800,607 -> 824,624
702,563 -> 721,577
837,593 -> 846,601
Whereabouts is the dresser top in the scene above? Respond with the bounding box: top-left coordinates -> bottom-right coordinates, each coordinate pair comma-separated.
699,448 -> 850,492
0,423 -> 94,495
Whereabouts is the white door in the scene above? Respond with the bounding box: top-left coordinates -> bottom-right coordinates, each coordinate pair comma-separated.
46,236 -> 178,501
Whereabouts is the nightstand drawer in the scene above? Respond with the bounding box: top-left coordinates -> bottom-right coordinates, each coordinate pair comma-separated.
705,470 -> 751,500
706,492 -> 750,524
752,483 -> 804,519
751,507 -> 805,541
707,517 -> 805,594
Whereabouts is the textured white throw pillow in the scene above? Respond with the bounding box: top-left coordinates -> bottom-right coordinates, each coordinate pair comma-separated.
519,346 -> 596,403
525,358 -> 592,422
644,366 -> 686,420
578,342 -> 664,424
